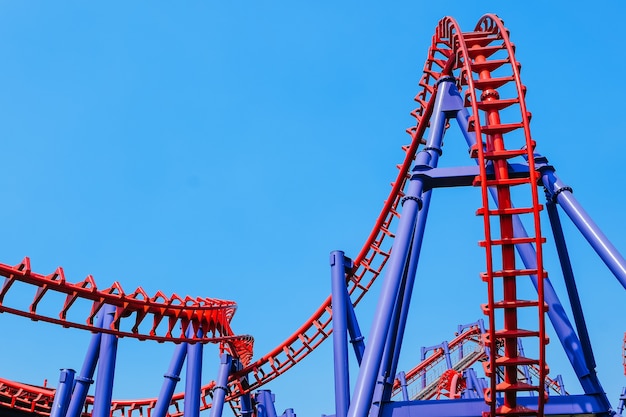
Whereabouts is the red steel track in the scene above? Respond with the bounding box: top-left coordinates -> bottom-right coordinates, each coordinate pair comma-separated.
0,14 -> 553,417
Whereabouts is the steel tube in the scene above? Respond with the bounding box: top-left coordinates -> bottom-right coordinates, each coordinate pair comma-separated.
331,250 -> 351,417
66,312 -> 104,417
209,354 -> 232,417
91,305 -> 118,417
183,328 -> 204,417
50,369 -> 75,417
347,79 -> 453,417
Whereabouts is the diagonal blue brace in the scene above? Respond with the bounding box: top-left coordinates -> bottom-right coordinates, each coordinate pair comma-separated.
348,77 -> 461,417
153,336 -> 189,417
331,250 -> 355,417
91,304 -> 119,417
209,353 -> 233,417
184,327 -> 204,417
66,311 -> 105,417
540,162 -> 626,291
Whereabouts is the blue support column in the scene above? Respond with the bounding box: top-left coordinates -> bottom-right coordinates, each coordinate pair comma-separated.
232,359 -> 254,417
209,353 -> 233,417
331,250 -> 352,417
66,312 -> 105,417
153,341 -> 189,417
617,387 -> 625,415
546,199 -> 597,371
396,371 -> 409,401
240,391 -> 254,417
91,305 -> 119,417
184,328 -> 204,417
347,77 -> 457,417
541,166 -> 626,291
50,369 -> 75,417
346,298 -> 365,365
255,390 -> 278,417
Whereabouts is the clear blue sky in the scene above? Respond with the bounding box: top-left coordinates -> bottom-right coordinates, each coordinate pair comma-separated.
0,2 -> 624,417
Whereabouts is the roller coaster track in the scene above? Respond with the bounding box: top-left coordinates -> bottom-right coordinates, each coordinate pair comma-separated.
0,13 -> 554,417
389,326 -> 565,402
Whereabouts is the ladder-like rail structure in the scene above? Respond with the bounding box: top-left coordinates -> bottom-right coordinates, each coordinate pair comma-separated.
0,13 -> 623,417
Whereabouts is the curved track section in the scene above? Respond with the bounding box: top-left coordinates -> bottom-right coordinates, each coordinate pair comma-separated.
0,13 -> 549,417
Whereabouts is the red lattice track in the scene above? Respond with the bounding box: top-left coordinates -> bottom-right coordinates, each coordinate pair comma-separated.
0,14 -> 551,417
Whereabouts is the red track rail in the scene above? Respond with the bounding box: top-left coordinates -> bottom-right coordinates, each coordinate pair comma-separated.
0,14 -> 551,417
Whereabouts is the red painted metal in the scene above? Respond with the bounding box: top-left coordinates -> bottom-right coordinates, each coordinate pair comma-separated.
436,369 -> 466,399
0,14 -> 556,417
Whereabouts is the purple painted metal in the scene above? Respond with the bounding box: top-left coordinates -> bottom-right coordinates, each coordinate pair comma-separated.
184,329 -> 204,417
396,372 -> 409,401
255,390 -> 278,417
545,199 -> 597,371
540,166 -> 626,291
331,250 -> 352,417
347,78 -> 453,417
462,369 -> 482,399
153,340 -> 188,417
380,395 -> 611,417
91,305 -> 118,417
209,354 -> 232,417
50,369 -> 75,417
617,387 -> 625,415
234,359 -> 254,417
346,293 -> 365,365
66,312 -> 105,417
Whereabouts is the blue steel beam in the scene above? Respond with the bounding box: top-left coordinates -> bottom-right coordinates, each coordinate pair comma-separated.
255,390 -> 278,417
91,305 -> 119,417
540,165 -> 626,291
50,369 -> 75,417
545,199 -> 597,371
209,353 -> 233,417
380,395 -> 612,417
184,328 -> 204,417
331,250 -> 353,417
66,312 -> 105,417
347,77 -> 456,417
153,339 -> 188,417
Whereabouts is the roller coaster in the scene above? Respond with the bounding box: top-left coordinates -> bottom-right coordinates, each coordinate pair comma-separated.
0,13 -> 625,417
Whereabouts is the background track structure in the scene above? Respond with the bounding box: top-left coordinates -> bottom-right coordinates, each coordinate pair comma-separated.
0,13 -> 621,417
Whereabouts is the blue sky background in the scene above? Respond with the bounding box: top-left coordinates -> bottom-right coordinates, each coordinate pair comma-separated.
0,1 -> 624,416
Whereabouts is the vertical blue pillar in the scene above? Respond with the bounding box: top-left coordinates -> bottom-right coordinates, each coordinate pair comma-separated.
209,353 -> 232,417
347,77 -> 457,417
184,328 -> 204,417
91,304 -> 119,417
50,369 -> 75,417
346,297 -> 365,365
331,250 -> 352,417
153,341 -> 189,417
255,390 -> 278,417
66,312 -> 105,417
396,371 -> 409,401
